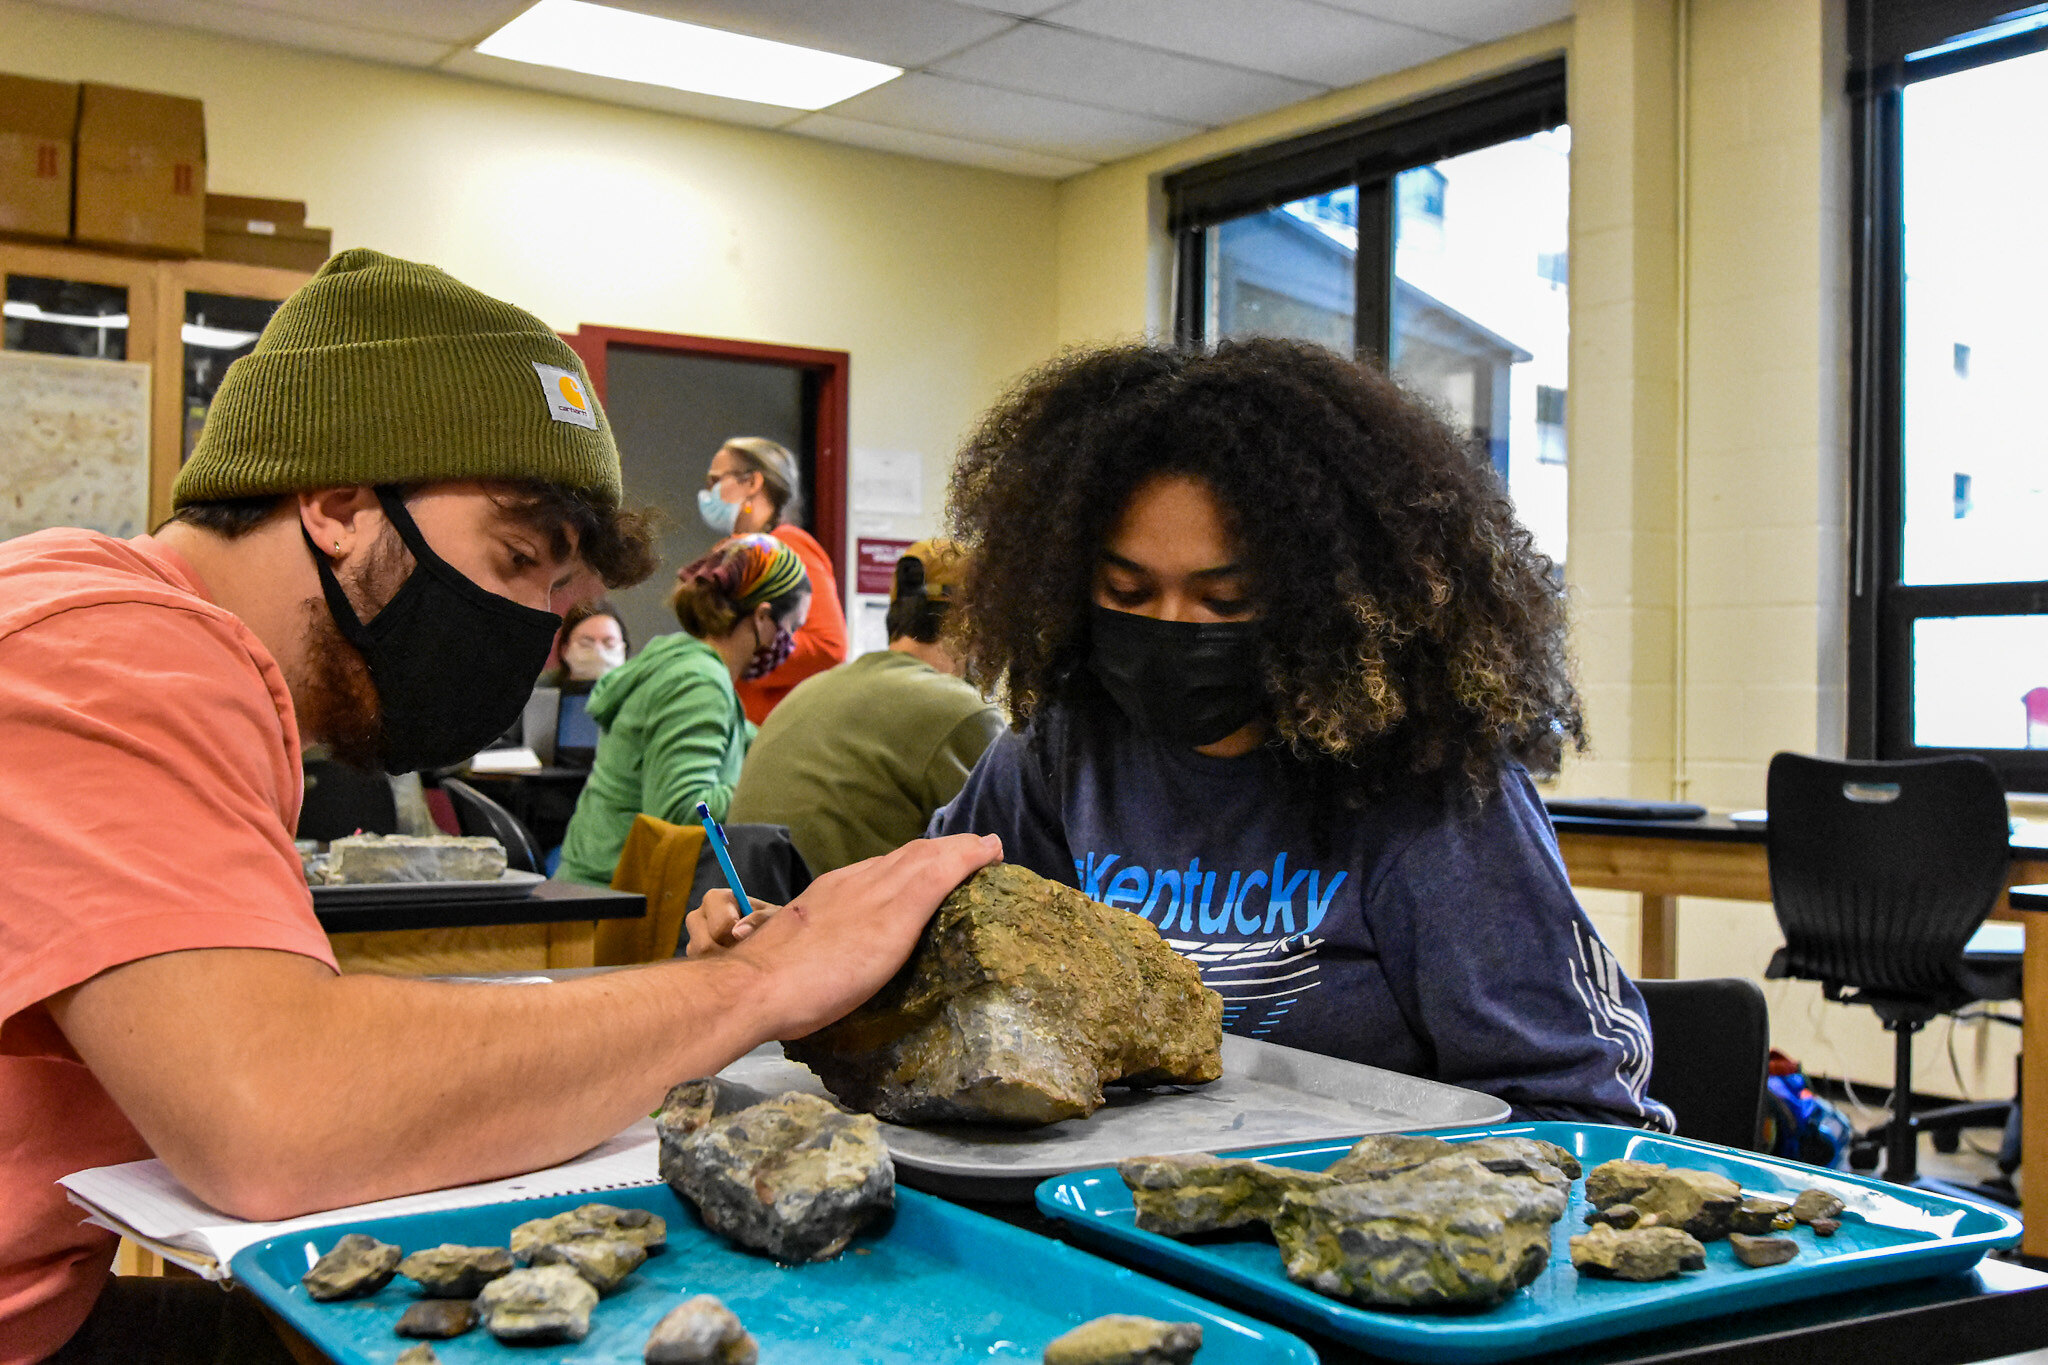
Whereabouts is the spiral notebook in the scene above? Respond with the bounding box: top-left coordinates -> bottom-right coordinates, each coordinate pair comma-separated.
60,1119 -> 660,1280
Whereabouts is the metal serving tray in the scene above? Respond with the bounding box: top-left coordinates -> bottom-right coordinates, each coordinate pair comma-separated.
230,1182 -> 1319,1365
1035,1121 -> 2024,1365
719,1035 -> 1508,1201
309,869 -> 546,907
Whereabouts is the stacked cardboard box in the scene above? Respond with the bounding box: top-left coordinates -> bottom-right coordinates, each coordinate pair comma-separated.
204,193 -> 332,272
0,73 -> 78,241
73,81 -> 207,255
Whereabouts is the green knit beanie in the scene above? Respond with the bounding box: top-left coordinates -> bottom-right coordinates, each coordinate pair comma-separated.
174,248 -> 622,507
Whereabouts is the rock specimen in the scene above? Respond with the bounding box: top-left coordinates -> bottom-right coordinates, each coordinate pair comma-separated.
301,1232 -> 401,1301
1631,1169 -> 1742,1240
661,1090 -> 893,1262
397,1244 -> 513,1298
395,1299 -> 478,1339
784,863 -> 1223,1126
322,833 -> 507,884
1117,1154 -> 1336,1236
1271,1155 -> 1568,1308
1455,1136 -> 1583,1182
1569,1223 -> 1706,1281
644,1294 -> 760,1365
510,1204 -> 667,1263
1043,1315 -> 1203,1365
531,1237 -> 647,1294
1811,1217 -> 1841,1237
1323,1134 -> 1459,1182
1791,1189 -> 1846,1224
1729,1233 -> 1800,1267
396,1347 -> 440,1365
478,1264 -> 598,1344
1729,1198 -> 1794,1235
1584,1203 -> 1642,1230
1584,1159 -> 1667,1211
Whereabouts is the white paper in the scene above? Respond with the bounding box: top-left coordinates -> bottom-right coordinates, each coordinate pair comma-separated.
468,746 -> 543,773
62,1120 -> 661,1280
850,595 -> 891,658
850,448 -> 923,517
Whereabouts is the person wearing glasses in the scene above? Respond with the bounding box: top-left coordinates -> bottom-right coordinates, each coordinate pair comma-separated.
697,437 -> 848,721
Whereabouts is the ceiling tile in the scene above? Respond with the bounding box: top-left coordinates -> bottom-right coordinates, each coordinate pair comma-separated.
944,0 -> 1073,15
825,70 -> 1199,162
786,112 -> 1096,177
594,0 -> 1017,67
932,23 -> 1324,126
1316,0 -> 1571,45
1052,0 -> 1461,89
26,0 -> 457,64
439,48 -> 807,128
229,0 -> 530,46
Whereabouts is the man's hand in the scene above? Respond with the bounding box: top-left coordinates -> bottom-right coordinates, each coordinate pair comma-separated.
714,833 -> 1001,1038
685,892 -> 776,957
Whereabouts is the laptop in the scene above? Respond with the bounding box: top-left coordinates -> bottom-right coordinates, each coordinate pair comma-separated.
554,688 -> 601,769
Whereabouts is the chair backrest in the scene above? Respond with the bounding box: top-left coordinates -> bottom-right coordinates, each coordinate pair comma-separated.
1764,752 -> 2008,1008
1637,976 -> 1770,1150
297,759 -> 399,842
439,777 -> 541,874
600,813 -> 706,964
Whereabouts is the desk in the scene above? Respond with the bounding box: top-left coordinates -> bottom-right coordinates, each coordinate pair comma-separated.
1549,812 -> 2048,1260
318,879 -> 644,975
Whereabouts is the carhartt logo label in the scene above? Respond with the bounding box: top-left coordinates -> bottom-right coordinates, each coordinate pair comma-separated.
532,362 -> 597,430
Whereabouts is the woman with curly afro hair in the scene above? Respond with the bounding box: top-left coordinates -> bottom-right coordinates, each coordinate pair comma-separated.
930,338 -> 1671,1129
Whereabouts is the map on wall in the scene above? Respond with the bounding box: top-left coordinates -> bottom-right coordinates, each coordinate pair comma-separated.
0,350 -> 151,542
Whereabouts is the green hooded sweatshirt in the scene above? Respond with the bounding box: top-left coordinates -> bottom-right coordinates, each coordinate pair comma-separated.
556,632 -> 749,886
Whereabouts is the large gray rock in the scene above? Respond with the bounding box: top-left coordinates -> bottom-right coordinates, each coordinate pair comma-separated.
1117,1153 -> 1336,1236
785,864 -> 1223,1126
300,1232 -> 401,1301
1271,1155 -> 1568,1308
659,1089 -> 893,1262
322,833 -> 506,883
478,1264 -> 598,1344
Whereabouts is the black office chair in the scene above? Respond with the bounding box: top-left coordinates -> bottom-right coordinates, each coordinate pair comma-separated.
1636,977 -> 1770,1151
1764,752 -> 2021,1204
439,777 -> 542,874
297,759 -> 399,842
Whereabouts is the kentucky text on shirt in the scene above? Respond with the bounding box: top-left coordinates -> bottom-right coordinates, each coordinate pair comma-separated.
1075,850 -> 1348,935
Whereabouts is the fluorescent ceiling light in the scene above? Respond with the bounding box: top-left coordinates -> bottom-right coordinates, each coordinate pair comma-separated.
3,301 -> 128,329
182,323 -> 261,350
474,0 -> 901,111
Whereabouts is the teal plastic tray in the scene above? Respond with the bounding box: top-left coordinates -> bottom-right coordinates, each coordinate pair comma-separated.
1034,1122 -> 2023,1364
230,1181 -> 1319,1364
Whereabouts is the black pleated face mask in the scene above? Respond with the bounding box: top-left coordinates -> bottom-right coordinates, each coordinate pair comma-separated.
307,487 -> 562,774
1086,604 -> 1267,748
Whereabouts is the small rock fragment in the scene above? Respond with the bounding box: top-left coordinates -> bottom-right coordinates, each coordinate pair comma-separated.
396,1346 -> 440,1365
511,1203 -> 667,1262
1117,1154 -> 1335,1235
1729,1233 -> 1800,1268
1569,1223 -> 1707,1281
644,1294 -> 760,1364
1043,1315 -> 1203,1365
395,1299 -> 478,1339
664,1092 -> 894,1262
1630,1169 -> 1743,1241
1584,1202 -> 1641,1229
1791,1189 -> 1846,1224
1811,1217 -> 1841,1237
301,1232 -> 401,1301
478,1265 -> 598,1344
1585,1159 -> 1666,1210
1729,1197 -> 1793,1235
531,1237 -> 647,1295
397,1244 -> 513,1298
655,1079 -> 723,1144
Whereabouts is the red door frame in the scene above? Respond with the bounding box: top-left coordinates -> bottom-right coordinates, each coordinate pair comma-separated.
562,325 -> 850,586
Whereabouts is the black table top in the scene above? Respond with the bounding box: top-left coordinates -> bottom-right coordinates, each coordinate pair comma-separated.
461,766 -> 593,783
311,878 -> 645,934
964,1197 -> 2048,1364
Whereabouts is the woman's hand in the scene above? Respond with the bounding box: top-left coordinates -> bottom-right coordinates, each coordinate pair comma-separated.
685,892 -> 777,957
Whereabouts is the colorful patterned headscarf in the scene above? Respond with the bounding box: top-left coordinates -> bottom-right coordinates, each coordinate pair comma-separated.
679,533 -> 808,611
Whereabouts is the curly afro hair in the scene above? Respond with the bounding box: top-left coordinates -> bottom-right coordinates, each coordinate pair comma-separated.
946,336 -> 1584,804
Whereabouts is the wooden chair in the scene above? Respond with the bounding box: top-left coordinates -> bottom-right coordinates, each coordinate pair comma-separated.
597,814 -> 706,964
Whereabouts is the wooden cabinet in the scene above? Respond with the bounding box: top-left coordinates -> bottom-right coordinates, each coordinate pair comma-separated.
1,240 -> 308,527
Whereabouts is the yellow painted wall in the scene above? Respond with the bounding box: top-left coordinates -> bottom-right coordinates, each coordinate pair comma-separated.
0,0 -> 1060,534
1050,0 -> 2016,1101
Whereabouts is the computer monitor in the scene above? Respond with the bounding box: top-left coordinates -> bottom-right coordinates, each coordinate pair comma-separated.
555,689 -> 600,768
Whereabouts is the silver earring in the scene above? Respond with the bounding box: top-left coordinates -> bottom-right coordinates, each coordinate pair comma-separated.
333,541 -> 342,552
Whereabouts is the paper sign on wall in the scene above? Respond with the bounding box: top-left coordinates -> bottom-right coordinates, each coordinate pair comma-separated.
851,448 -> 922,517
855,537 -> 915,595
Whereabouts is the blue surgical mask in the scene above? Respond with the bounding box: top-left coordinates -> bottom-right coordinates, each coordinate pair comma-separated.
697,486 -> 740,535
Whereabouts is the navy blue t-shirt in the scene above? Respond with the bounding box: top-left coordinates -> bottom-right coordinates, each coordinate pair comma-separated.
930,706 -> 1673,1130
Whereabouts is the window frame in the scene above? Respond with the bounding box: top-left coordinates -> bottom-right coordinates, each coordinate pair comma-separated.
1166,57 -> 1567,358
1847,4 -> 2048,789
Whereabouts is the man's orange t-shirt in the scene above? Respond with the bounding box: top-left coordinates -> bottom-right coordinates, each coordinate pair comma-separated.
735,523 -> 848,724
0,530 -> 337,1364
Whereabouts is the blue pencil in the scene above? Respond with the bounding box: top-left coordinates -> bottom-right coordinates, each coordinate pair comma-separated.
696,801 -> 751,910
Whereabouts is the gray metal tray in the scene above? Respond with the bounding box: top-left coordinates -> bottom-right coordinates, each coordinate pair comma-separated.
718,1034 -> 1508,1201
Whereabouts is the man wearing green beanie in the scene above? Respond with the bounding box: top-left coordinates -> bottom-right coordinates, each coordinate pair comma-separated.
0,250 -> 1001,1363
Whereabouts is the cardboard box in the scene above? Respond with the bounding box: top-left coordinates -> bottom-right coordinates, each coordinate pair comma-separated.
0,74 -> 79,241
205,192 -> 303,228
74,81 -> 205,255
204,217 -> 331,272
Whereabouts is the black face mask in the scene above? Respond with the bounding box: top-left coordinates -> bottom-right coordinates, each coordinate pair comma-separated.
307,487 -> 561,774
1086,605 -> 1266,748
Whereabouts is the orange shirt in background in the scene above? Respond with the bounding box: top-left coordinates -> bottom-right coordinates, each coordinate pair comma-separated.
735,522 -> 848,725
0,530 -> 336,1365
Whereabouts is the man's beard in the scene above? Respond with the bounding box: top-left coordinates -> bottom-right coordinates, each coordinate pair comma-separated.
297,525 -> 411,772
